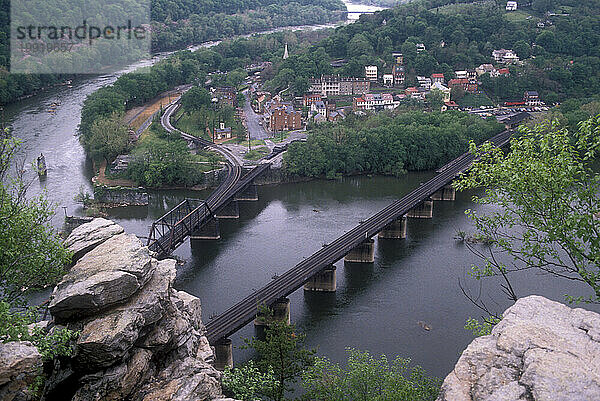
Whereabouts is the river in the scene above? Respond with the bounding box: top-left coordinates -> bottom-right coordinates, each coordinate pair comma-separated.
6,0 -> 598,383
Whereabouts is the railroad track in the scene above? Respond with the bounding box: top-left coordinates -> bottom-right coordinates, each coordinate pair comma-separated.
148,100 -> 269,256
205,129 -> 513,343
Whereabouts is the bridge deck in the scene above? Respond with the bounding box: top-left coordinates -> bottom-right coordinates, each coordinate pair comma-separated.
205,129 -> 513,343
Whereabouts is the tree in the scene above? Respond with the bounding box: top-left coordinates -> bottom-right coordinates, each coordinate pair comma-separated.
181,86 -> 211,113
85,112 -> 129,162
0,134 -> 72,307
302,349 -> 441,401
454,116 -> 600,309
513,40 -> 531,59
242,306 -> 315,401
427,89 -> 445,111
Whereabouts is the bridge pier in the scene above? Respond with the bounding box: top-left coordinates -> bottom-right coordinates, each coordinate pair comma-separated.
213,338 -> 233,371
344,238 -> 375,263
377,215 -> 407,239
303,265 -> 336,292
190,217 -> 221,240
216,200 -> 239,219
431,185 -> 456,201
254,297 -> 291,327
235,184 -> 258,201
407,200 -> 433,219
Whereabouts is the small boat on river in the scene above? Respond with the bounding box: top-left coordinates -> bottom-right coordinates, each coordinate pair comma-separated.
37,153 -> 47,177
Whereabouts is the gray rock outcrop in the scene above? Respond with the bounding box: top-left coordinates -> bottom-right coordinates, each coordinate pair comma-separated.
64,218 -> 124,264
0,342 -> 42,400
40,218 -> 237,401
437,295 -> 600,401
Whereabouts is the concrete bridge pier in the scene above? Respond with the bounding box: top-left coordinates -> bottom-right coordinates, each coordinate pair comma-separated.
377,215 -> 407,239
254,297 -> 291,339
236,184 -> 258,201
304,265 -> 337,292
344,238 -> 375,263
213,338 -> 233,371
216,200 -> 240,219
431,184 -> 456,201
407,200 -> 433,218
190,217 -> 221,240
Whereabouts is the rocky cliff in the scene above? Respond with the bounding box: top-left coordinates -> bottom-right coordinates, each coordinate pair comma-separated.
1,218 -> 237,401
437,295 -> 600,401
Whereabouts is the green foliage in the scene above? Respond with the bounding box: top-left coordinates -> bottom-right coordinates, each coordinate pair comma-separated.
83,112 -> 129,162
181,86 -> 211,112
126,135 -> 202,188
454,115 -> 600,304
243,305 -> 316,401
283,111 -> 503,178
0,302 -> 79,361
464,317 -> 501,337
0,135 -> 71,306
222,360 -> 278,401
302,348 -> 441,401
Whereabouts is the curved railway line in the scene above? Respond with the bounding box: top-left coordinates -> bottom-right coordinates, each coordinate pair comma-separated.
147,101 -> 269,256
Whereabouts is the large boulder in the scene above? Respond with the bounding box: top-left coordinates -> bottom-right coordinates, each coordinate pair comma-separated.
437,295 -> 600,401
49,233 -> 153,321
135,357 -> 223,401
0,342 -> 42,400
74,259 -> 176,370
64,218 -> 124,264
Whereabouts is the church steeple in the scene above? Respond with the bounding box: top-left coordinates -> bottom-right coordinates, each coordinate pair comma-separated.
283,43 -> 289,60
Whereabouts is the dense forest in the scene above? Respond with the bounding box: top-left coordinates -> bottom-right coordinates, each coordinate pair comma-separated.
283,111 -> 504,178
0,0 -> 344,104
266,0 -> 600,102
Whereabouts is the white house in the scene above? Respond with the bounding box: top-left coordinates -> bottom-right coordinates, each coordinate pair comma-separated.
383,74 -> 394,87
365,65 -> 378,82
506,1 -> 517,11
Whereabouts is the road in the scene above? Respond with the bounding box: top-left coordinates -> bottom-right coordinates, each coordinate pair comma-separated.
243,89 -> 269,140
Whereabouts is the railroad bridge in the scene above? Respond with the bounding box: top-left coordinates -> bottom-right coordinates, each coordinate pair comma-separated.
203,129 -> 514,370
147,101 -> 271,257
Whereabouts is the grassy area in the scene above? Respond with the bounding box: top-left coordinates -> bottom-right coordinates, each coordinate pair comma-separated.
458,93 -> 494,108
249,139 -> 266,146
504,10 -> 534,23
173,110 -> 211,141
244,147 -> 269,160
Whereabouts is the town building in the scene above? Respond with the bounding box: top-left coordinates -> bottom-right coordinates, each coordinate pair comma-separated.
214,87 -> 237,107
405,87 -> 424,100
353,93 -> 394,112
497,68 -> 510,76
492,49 -> 519,64
213,122 -> 233,142
431,73 -> 445,85
416,43 -> 426,53
443,101 -> 460,111
393,65 -> 405,87
310,100 -> 327,116
417,76 -> 432,90
328,109 -> 346,122
524,91 -> 542,106
392,52 -> 404,65
506,1 -> 517,11
309,75 -> 370,96
365,65 -> 378,82
448,78 -> 478,93
303,93 -> 322,107
430,82 -> 451,102
383,74 -> 394,87
269,105 -> 302,131
476,64 -> 498,77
